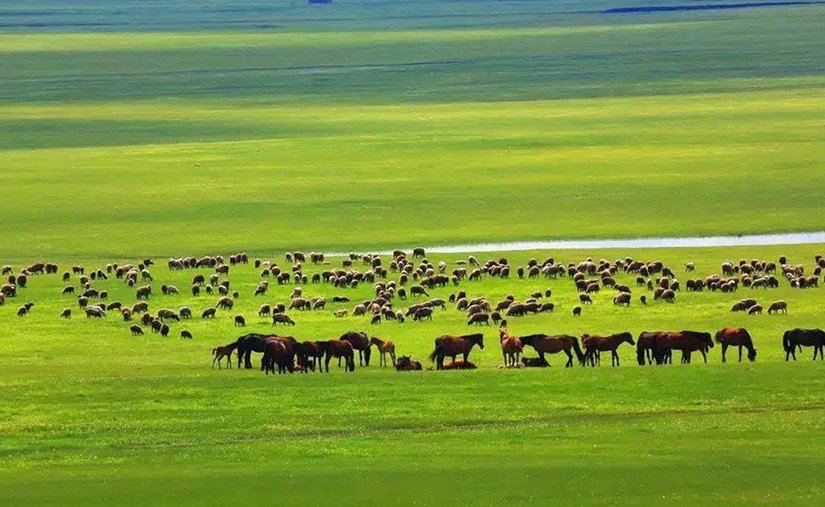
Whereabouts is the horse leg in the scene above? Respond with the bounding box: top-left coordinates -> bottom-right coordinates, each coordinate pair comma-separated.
738,346 -> 743,362
390,351 -> 396,367
325,354 -> 331,373
502,350 -> 507,367
721,344 -> 727,363
701,349 -> 707,363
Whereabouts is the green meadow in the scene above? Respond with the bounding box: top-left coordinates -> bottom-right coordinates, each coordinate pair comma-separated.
1,0 -> 824,505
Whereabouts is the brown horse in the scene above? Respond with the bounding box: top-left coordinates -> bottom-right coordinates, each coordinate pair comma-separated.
429,333 -> 484,370
581,332 -> 634,367
498,330 -> 524,367
318,340 -> 355,372
340,331 -> 371,367
262,336 -> 297,374
636,331 -> 667,365
518,333 -> 584,367
295,341 -> 325,373
369,337 -> 397,367
395,355 -> 423,371
212,344 -> 236,369
714,327 -> 757,362
652,331 -> 713,364
783,328 -> 825,361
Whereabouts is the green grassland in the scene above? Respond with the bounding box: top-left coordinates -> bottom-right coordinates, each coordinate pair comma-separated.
1,245 -> 824,505
2,0 -> 825,504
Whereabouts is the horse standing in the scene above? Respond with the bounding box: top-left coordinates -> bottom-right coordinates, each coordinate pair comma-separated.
519,333 -> 584,367
369,337 -> 396,367
582,332 -> 635,367
318,340 -> 356,372
783,328 -> 825,360
340,331 -> 371,367
714,327 -> 757,362
212,344 -> 236,369
429,333 -> 484,370
652,331 -> 714,364
498,330 -> 524,367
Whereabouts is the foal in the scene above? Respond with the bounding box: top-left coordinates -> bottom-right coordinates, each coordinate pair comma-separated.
212,344 -> 236,369
369,337 -> 397,367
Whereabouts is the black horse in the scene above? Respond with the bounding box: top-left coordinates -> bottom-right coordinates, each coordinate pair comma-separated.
783,328 -> 825,360
233,333 -> 270,369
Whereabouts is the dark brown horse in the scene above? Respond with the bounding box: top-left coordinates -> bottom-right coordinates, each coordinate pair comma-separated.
429,333 -> 484,370
582,332 -> 634,367
395,355 -> 423,371
636,331 -> 667,365
498,330 -> 524,367
295,341 -> 325,373
519,333 -> 584,367
262,336 -> 297,374
714,327 -> 757,362
653,331 -> 713,364
783,328 -> 825,360
339,331 -> 371,366
318,340 -> 355,372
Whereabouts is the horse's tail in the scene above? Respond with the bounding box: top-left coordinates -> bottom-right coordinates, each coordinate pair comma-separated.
782,330 -> 792,352
571,337 -> 585,365
428,344 -> 441,362
714,329 -> 724,344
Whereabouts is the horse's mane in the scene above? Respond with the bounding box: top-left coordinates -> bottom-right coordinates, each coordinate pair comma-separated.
461,333 -> 484,341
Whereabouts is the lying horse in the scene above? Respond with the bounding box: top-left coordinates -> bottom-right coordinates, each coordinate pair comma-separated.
518,333 -> 584,367
714,327 -> 757,362
429,333 -> 484,370
783,328 -> 825,361
395,355 -> 423,371
582,332 -> 634,367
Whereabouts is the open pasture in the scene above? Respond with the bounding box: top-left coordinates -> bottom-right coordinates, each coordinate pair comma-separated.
2,244 -> 825,505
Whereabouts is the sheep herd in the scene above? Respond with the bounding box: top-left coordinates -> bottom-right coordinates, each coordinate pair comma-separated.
1,248 -> 822,373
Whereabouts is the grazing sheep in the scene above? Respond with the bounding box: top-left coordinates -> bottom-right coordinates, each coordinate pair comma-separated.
181,330 -> 193,339
613,293 -> 631,306
371,314 -> 381,325
133,301 -> 149,314
467,313 -> 490,325
17,303 -> 34,316
62,286 -> 75,295
572,306 -> 582,317
748,304 -> 763,315
334,309 -> 348,318
60,308 -> 71,319
160,324 -> 170,337
179,307 -> 192,319
767,300 -> 787,314
135,285 -> 152,300
85,307 -> 106,318
413,307 -> 433,321
272,313 -> 296,326
234,315 -> 246,327
579,294 -> 592,304
201,307 -> 217,319
121,308 -> 133,321
130,325 -> 144,336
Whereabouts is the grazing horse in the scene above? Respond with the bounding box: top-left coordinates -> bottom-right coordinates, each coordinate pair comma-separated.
498,330 -> 524,367
783,328 -> 825,361
233,333 -> 270,369
652,331 -> 714,364
395,355 -> 423,371
714,327 -> 757,362
429,333 -> 484,370
518,333 -> 584,367
212,344 -> 236,369
295,341 -> 325,373
262,336 -> 297,374
581,332 -> 634,367
340,331 -> 371,367
636,331 -> 665,365
369,337 -> 396,367
318,340 -> 355,372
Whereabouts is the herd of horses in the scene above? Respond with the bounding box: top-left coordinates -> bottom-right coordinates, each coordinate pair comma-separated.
212,326 -> 825,374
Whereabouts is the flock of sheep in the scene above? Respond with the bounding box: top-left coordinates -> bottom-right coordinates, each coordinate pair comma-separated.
1,249 -> 822,369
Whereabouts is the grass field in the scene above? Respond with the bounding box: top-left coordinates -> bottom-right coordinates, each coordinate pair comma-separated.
1,0 -> 825,505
